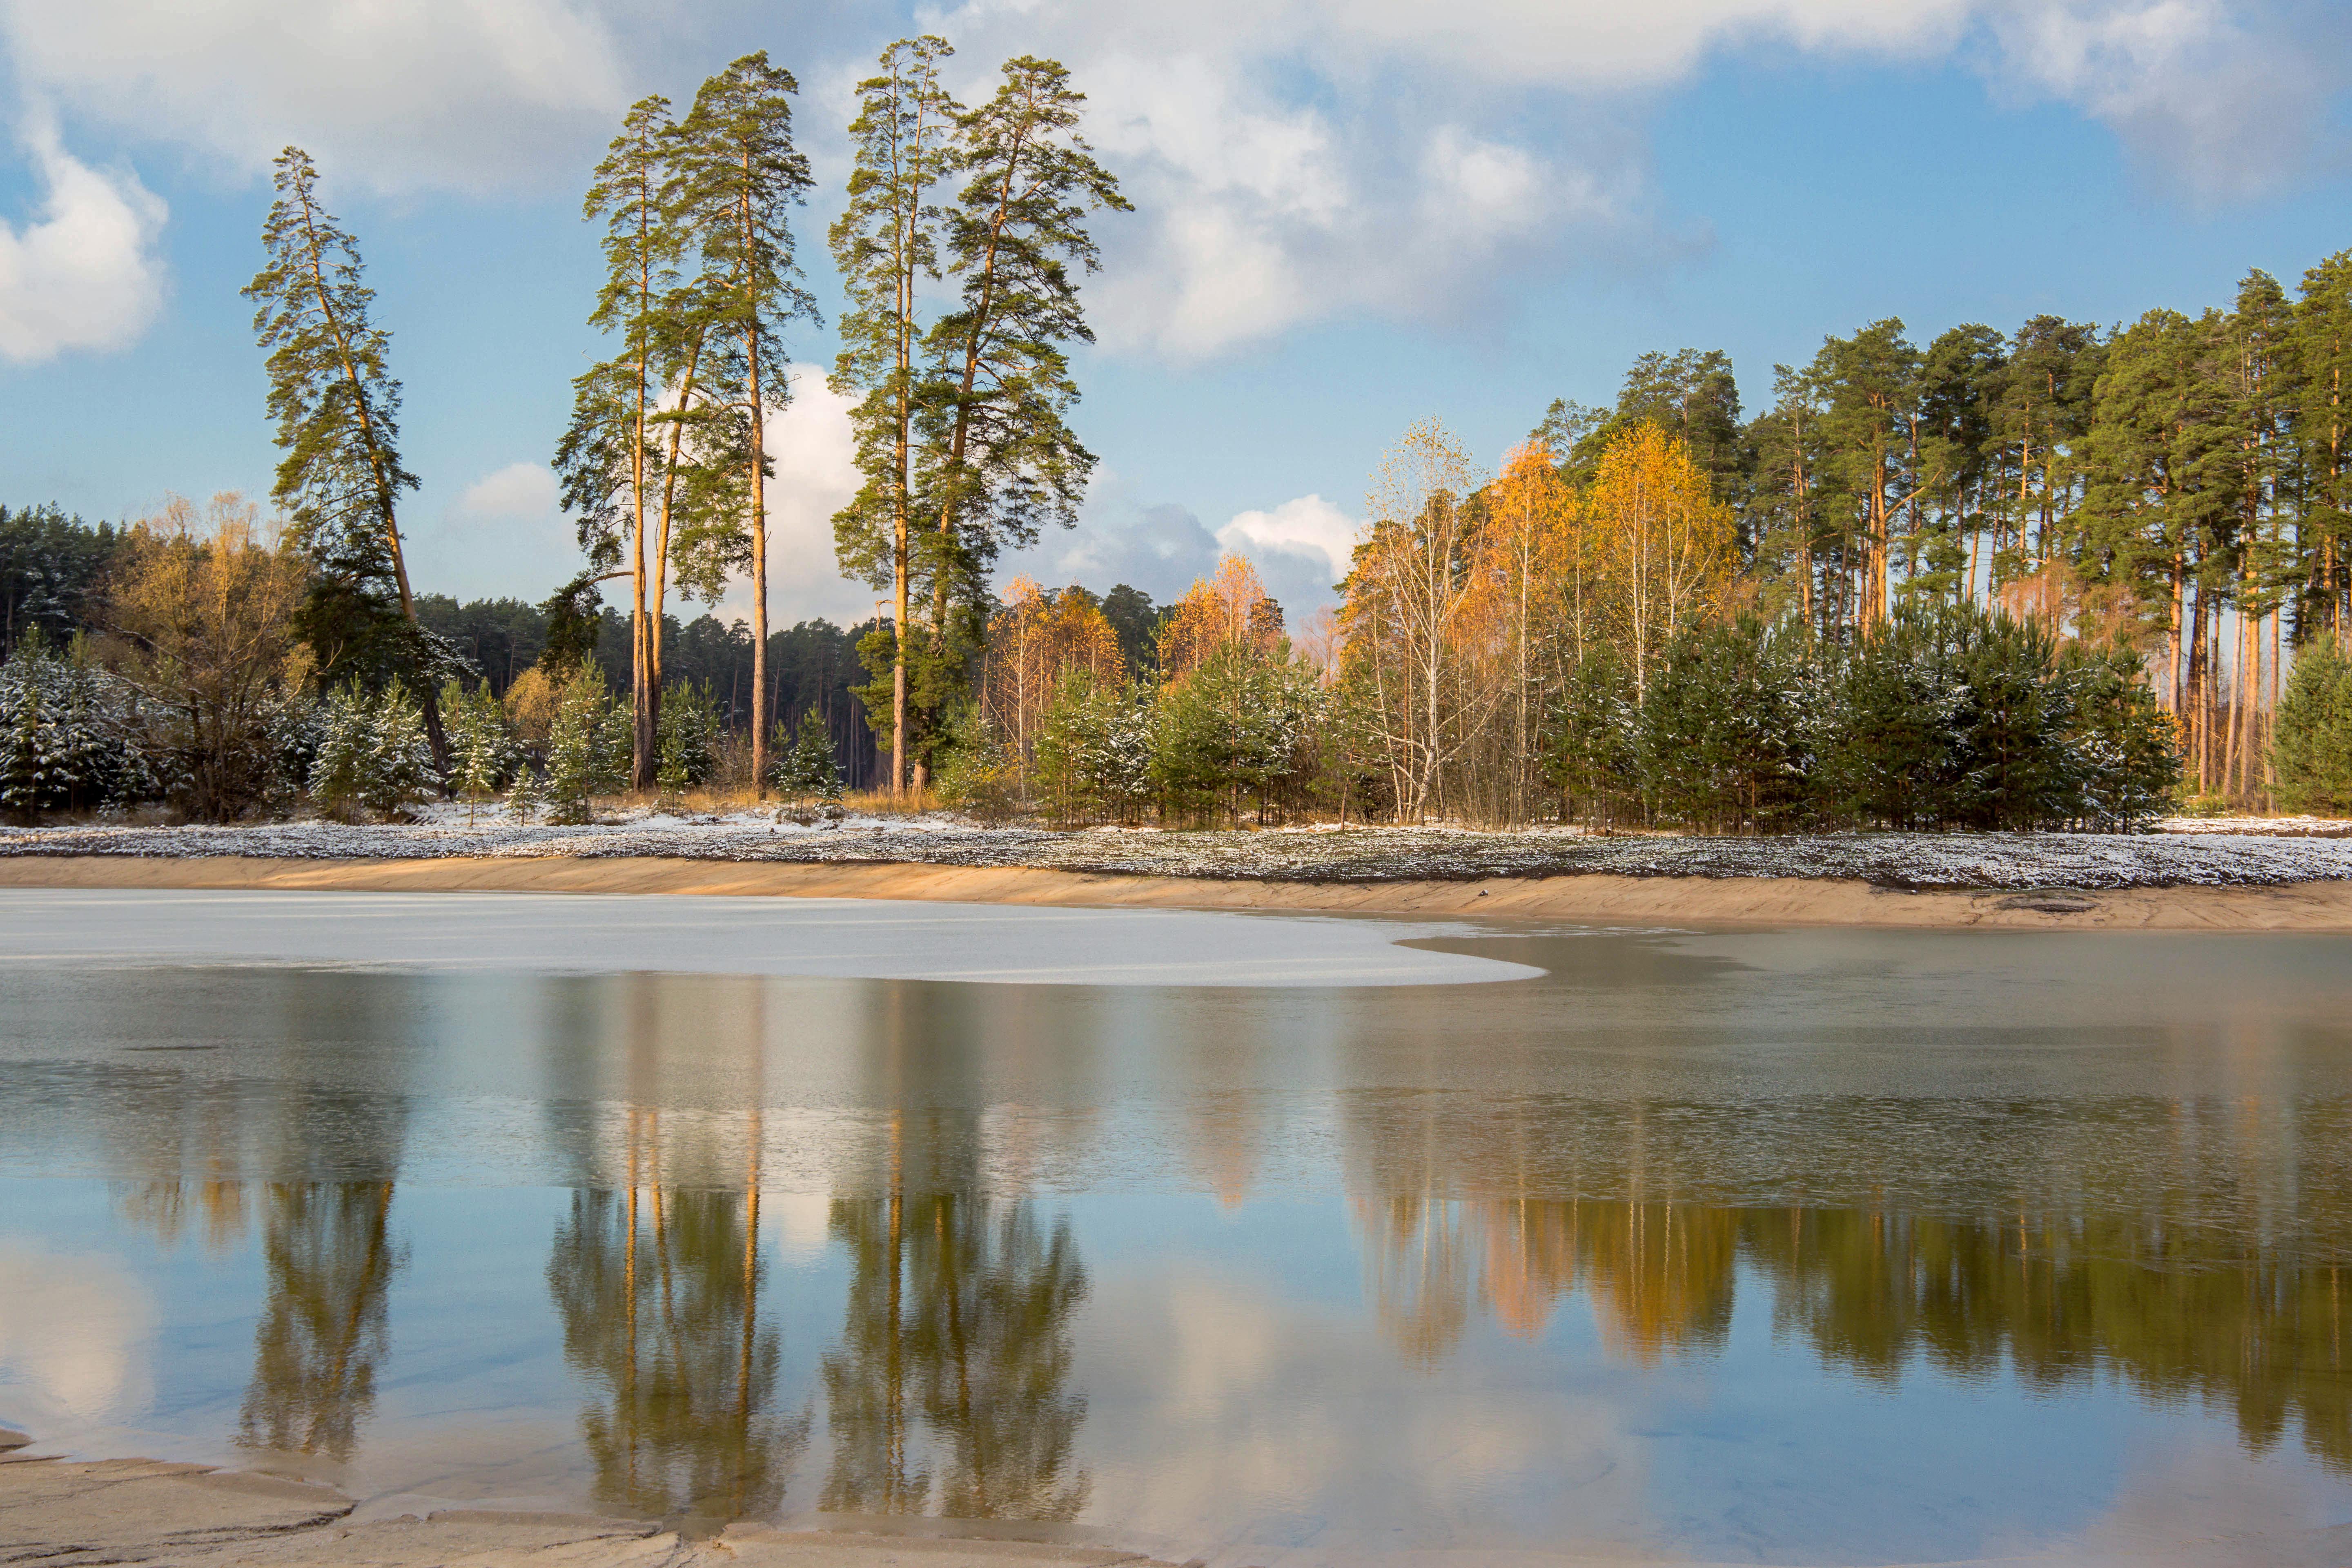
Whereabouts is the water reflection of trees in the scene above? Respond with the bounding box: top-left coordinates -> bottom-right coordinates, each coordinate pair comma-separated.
821,1183 -> 1089,1521
819,982 -> 1091,1523
236,1180 -> 406,1460
1345,1101 -> 2352,1472
546,976 -> 808,1530
547,1168 -> 804,1526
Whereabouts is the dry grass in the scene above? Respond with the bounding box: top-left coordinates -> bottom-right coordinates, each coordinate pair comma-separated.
580,785 -> 946,818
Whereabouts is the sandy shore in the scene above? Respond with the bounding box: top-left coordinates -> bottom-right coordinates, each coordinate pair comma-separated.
0,1451 -> 1175,1568
4,853 -> 2350,931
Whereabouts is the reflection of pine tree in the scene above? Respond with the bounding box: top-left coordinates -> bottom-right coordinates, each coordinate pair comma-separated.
548,1180 -> 806,1526
820,1189 -> 1090,1521
236,1181 -> 405,1461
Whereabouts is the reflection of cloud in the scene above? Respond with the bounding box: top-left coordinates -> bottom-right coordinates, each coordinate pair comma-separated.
768,1192 -> 833,1264
0,1239 -> 154,1419
1071,1270 -> 1647,1554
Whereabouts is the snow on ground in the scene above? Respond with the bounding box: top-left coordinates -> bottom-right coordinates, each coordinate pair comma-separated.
7,802 -> 2352,889
2149,814 -> 2352,837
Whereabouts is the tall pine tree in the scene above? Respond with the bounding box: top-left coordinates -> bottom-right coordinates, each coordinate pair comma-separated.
830,36 -> 958,795
920,54 -> 1129,753
678,53 -> 819,797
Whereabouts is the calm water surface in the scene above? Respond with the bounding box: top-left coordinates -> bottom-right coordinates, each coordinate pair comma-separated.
3,922 -> 2350,1565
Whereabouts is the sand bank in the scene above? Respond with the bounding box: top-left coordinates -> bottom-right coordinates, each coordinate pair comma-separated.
4,853 -> 2350,931
0,1452 -> 1174,1568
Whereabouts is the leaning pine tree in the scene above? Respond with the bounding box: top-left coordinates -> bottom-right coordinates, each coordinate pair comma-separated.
245,147 -> 452,771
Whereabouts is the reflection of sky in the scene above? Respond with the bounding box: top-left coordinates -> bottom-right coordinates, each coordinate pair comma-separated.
4,934 -> 2352,1562
3,1179 -> 2349,1564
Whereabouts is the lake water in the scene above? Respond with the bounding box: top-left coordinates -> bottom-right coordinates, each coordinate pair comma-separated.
2,901 -> 2350,1566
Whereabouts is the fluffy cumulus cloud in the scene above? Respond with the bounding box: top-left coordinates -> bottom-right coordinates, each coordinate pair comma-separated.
998,477 -> 1357,622
932,0 -> 2345,354
1982,0 -> 2347,201
457,461 -> 560,519
2,0 -> 2337,365
0,0 -> 630,192
0,109 -> 166,365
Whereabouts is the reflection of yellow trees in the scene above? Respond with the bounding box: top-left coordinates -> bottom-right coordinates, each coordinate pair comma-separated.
547,1105 -> 805,1530
820,1182 -> 1090,1521
236,1181 -> 405,1462
1355,1196 -> 1734,1368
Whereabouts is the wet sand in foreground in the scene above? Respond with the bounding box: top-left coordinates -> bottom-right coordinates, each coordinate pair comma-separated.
2,852 -> 2348,930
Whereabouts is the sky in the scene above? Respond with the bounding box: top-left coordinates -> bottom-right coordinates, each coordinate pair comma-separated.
2,0 -> 2349,630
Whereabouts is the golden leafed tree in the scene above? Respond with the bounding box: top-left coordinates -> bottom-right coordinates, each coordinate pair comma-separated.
1463,441 -> 1580,822
1585,423 -> 1735,695
1156,554 -> 1282,684
980,577 -> 1123,764
105,493 -> 310,822
1341,420 -> 1483,821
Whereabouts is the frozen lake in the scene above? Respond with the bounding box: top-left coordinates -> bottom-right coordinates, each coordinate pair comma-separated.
1,892 -> 2349,1566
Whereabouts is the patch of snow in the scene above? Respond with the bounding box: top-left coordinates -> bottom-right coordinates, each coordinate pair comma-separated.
2152,815 -> 2352,838
7,816 -> 2352,889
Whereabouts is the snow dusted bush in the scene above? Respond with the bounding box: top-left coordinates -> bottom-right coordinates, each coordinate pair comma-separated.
2273,639 -> 2352,815
770,706 -> 843,804
543,665 -> 627,823
310,679 -> 433,821
0,630 -> 151,819
656,679 -> 720,800
1033,668 -> 1152,826
442,678 -> 523,822
935,704 -> 1021,824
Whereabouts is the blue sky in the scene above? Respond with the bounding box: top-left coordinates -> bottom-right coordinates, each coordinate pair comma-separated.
2,0 -> 2348,627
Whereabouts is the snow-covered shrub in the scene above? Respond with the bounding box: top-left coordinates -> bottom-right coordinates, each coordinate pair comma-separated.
1636,615 -> 1811,833
310,679 -> 432,821
1033,668 -> 1152,827
543,665 -> 625,823
656,679 -> 720,801
2273,638 -> 2352,815
441,678 -> 522,822
1152,643 -> 1325,826
935,704 -> 1021,823
1540,653 -> 1641,829
0,630 -> 151,818
770,706 -> 843,804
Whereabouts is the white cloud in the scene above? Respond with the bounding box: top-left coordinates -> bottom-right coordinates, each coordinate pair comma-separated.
1982,0 -> 2338,201
0,109 -> 166,365
0,0 -> 629,192
457,461 -> 559,519
1218,494 -> 1360,586
1,0 -> 2335,362
936,0 -> 2345,354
